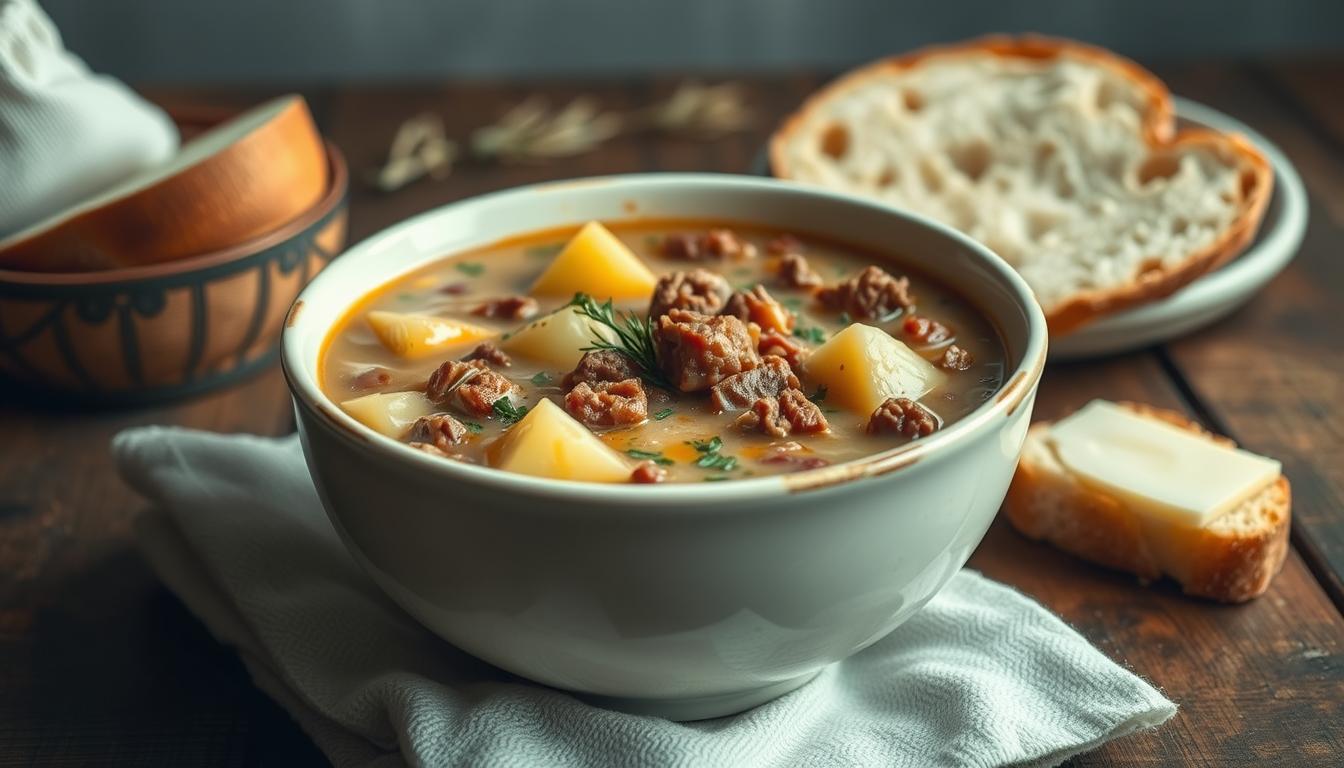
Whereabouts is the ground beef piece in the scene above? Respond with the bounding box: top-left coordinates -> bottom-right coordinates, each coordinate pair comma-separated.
630,460 -> 668,484
407,412 -> 470,451
562,349 -> 643,389
471,295 -> 539,320
648,269 -> 731,319
818,265 -> 914,319
660,229 -> 758,261
758,440 -> 831,472
461,341 -> 511,367
778,252 -> 823,289
721,284 -> 795,334
654,309 -> 761,392
564,378 -> 648,426
709,355 -> 799,412
757,330 -> 810,370
349,366 -> 392,391
902,315 -> 953,346
426,359 -> 521,417
939,344 -> 973,371
867,397 -> 940,438
735,388 -> 829,437
766,234 -> 802,256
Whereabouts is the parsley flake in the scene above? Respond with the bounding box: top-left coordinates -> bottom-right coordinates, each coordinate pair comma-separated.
626,448 -> 674,466
529,371 -> 552,385
455,262 -> 486,277
492,398 -> 529,425
792,325 -> 827,344
652,408 -> 674,421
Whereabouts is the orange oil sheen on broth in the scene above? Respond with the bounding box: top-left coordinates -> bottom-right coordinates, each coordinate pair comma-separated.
319,220 -> 1007,483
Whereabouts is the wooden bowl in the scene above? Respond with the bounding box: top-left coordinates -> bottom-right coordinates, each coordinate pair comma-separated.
0,117 -> 348,405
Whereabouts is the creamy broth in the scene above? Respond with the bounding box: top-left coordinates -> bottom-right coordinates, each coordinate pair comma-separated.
320,221 -> 1005,483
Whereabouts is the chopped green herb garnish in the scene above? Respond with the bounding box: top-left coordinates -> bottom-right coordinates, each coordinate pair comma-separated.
568,293 -> 672,389
455,261 -> 486,276
689,435 -> 737,472
626,448 -> 674,466
690,436 -> 723,454
808,384 -> 827,403
780,296 -> 804,310
529,371 -> 553,385
793,325 -> 827,344
462,421 -> 484,433
703,475 -> 731,482
652,408 -> 674,421
696,453 -> 738,471
491,398 -> 529,425
525,244 -> 563,259
838,312 -> 851,325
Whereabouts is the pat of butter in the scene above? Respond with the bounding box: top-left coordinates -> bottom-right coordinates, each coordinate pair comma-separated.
1048,400 -> 1281,528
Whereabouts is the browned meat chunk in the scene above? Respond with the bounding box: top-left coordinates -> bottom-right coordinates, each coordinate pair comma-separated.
426,359 -> 521,417
562,349 -> 643,389
461,341 -> 512,367
349,366 -> 392,391
778,252 -> 823,289
630,461 -> 668,484
766,234 -> 802,256
939,344 -> 973,371
758,440 -> 831,471
660,229 -> 758,261
472,295 -> 539,320
818,265 -> 914,319
721,284 -> 795,334
654,309 -> 761,392
902,315 -> 953,346
648,269 -> 732,319
757,330 -> 810,370
564,378 -> 649,427
735,388 -> 829,437
709,355 -> 799,412
407,413 -> 470,451
867,397 -> 940,438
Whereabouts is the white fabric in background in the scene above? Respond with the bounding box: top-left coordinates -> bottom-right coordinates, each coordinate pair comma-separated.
0,0 -> 177,238
113,426 -> 1177,768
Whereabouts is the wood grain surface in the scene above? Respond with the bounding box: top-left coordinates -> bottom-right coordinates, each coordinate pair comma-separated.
1,63 -> 1341,766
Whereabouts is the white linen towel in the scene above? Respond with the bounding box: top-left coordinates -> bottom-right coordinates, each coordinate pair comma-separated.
113,426 -> 1176,768
0,0 -> 177,238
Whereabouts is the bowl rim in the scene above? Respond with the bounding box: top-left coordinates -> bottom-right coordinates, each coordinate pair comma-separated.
0,140 -> 349,286
283,172 -> 1048,503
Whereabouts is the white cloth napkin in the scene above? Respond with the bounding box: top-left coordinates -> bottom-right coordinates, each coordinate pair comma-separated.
113,426 -> 1176,768
0,0 -> 177,237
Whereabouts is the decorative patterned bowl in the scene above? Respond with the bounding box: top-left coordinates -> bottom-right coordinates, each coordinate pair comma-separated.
0,125 -> 347,405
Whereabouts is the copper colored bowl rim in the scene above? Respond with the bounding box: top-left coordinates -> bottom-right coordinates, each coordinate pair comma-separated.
0,140 -> 348,287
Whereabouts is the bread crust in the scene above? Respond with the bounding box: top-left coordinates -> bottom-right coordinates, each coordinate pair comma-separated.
769,36 -> 1274,336
1003,402 -> 1290,603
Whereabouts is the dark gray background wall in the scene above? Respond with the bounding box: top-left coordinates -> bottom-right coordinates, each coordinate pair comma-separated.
41,0 -> 1344,83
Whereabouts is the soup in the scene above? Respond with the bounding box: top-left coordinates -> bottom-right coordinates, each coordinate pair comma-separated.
320,220 -> 1005,483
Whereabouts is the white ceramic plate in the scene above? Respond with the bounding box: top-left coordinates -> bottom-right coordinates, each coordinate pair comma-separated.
758,97 -> 1308,359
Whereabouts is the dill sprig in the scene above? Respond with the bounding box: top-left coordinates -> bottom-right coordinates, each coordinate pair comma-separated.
568,293 -> 672,390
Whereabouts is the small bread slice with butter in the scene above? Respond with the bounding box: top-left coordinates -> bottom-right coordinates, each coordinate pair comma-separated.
1004,400 -> 1290,602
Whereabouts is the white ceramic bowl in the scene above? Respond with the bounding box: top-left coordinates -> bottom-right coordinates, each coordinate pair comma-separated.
281,174 -> 1048,720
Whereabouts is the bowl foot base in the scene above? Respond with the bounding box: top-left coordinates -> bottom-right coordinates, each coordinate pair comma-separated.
576,669 -> 824,721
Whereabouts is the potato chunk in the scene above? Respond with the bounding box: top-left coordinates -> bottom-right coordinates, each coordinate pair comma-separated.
366,310 -> 496,359
501,305 -> 617,369
802,323 -> 945,416
485,398 -> 632,483
530,221 -> 658,300
340,391 -> 436,438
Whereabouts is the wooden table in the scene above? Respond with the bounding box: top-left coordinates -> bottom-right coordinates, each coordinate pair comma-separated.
3,60 -> 1342,766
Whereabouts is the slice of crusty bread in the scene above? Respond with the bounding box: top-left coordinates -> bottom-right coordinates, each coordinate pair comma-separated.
1003,401 -> 1290,602
770,36 -> 1274,335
